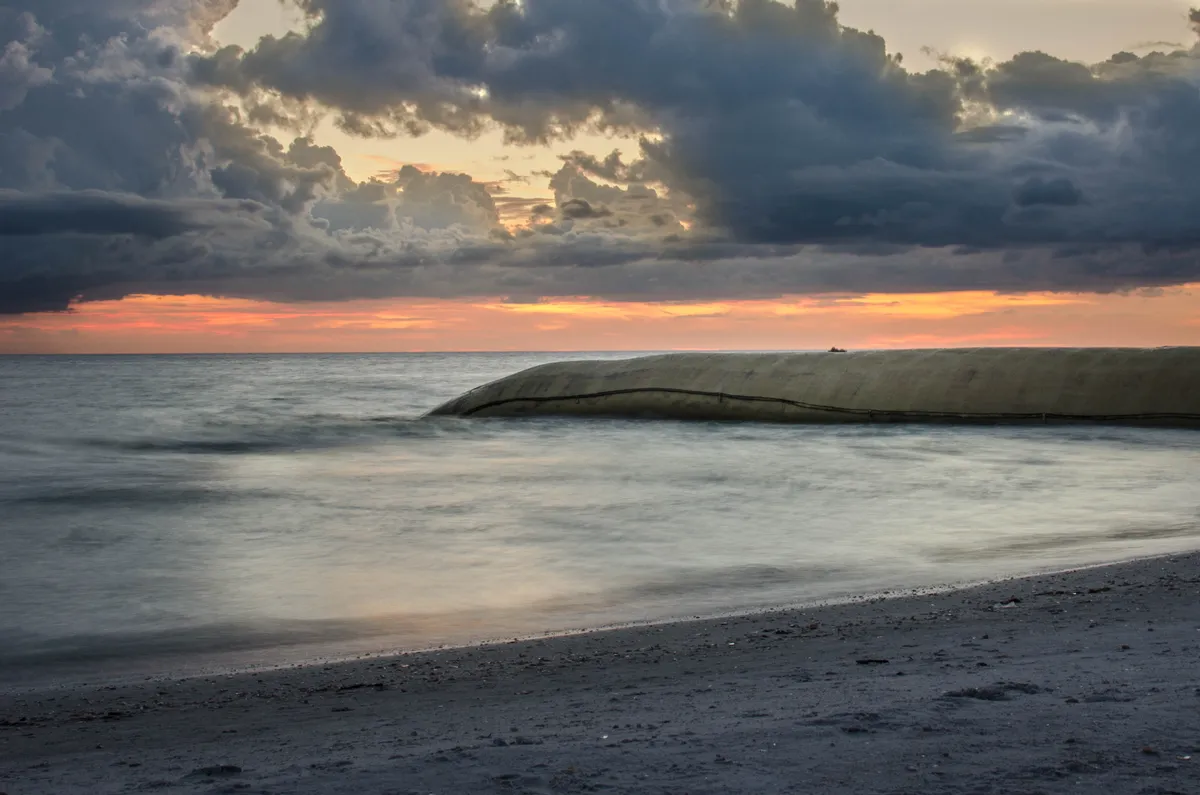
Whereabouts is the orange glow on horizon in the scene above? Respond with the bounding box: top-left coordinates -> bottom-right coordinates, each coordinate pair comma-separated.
1,287 -> 1198,354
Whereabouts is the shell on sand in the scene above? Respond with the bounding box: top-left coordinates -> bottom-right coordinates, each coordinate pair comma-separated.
428,348 -> 1200,427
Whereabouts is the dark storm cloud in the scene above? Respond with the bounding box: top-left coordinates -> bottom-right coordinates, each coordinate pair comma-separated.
559,198 -> 611,220
191,1 -> 1200,250
1013,177 -> 1084,208
4,0 -> 1200,313
0,190 -> 263,236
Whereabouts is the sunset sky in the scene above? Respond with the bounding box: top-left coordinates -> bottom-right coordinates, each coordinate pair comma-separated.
2,0 -> 1199,352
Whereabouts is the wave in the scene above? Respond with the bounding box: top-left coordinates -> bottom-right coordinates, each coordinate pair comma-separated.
0,565 -> 845,675
930,522 -> 1200,562
74,414 -> 481,456
21,407 -> 1194,461
3,484 -> 269,509
0,617 -> 380,671
614,563 -> 847,601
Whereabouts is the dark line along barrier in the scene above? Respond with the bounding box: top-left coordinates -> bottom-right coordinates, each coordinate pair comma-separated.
457,386 -> 1200,424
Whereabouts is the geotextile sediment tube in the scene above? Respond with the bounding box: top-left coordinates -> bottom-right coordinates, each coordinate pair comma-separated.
428,348 -> 1200,427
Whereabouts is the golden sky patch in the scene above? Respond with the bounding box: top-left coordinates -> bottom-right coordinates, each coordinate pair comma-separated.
3,288 -> 1197,354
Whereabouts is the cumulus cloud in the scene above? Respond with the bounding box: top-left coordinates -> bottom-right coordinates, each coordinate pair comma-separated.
3,0 -> 1200,313
0,15 -> 51,111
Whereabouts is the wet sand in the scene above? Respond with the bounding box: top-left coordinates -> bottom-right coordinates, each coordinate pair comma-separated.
3,553 -> 1200,794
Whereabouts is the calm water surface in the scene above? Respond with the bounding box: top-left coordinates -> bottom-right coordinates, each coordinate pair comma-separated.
2,353 -> 1198,683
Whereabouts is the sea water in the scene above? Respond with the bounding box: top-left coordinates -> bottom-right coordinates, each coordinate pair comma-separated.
2,353 -> 1198,683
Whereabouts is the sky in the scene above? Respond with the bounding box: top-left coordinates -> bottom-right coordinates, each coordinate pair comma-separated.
1,0 -> 1199,353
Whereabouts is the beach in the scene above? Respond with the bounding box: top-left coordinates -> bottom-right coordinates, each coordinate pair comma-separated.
3,552 -> 1199,794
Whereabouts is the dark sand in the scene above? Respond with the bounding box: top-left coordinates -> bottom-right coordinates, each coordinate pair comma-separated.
3,554 -> 1199,794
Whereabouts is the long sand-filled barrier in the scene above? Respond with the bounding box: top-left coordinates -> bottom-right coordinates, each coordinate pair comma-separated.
429,348 -> 1200,426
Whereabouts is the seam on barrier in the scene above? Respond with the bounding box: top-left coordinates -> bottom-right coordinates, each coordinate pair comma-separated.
455,387 -> 1200,423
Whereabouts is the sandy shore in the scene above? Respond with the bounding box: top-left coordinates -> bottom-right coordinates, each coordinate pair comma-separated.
3,554 -> 1199,794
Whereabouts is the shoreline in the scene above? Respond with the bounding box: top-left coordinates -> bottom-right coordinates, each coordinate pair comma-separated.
7,548 -> 1193,695
4,552 -> 1200,793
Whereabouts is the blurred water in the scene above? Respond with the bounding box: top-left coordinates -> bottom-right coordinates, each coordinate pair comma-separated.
1,353 -> 1198,682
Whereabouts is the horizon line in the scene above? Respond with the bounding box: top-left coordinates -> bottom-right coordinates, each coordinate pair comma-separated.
2,344 -> 1196,357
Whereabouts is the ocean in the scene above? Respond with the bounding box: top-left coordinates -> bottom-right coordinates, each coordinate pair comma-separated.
2,352 -> 1198,685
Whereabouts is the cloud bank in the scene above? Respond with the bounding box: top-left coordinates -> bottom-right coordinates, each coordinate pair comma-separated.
3,0 -> 1200,313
